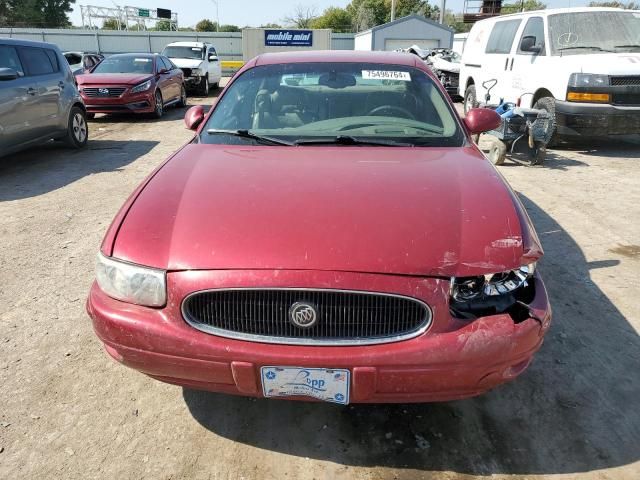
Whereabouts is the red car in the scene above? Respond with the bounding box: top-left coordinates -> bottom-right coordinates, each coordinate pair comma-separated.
87,51 -> 551,404
76,53 -> 186,118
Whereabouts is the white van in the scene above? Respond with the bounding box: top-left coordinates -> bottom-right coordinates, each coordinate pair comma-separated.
459,8 -> 640,139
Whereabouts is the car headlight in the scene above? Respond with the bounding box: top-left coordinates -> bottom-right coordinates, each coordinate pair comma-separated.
95,253 -> 166,307
130,79 -> 152,94
567,73 -> 610,103
450,264 -> 536,320
568,73 -> 608,87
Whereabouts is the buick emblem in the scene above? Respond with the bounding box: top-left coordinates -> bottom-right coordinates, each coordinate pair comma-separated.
289,302 -> 318,328
98,88 -> 109,95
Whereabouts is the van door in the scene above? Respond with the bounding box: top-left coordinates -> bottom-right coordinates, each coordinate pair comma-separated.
512,16 -> 548,107
479,18 -> 522,105
0,44 -> 43,150
17,46 -> 63,136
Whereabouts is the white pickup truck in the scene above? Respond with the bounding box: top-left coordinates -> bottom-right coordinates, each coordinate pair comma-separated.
161,41 -> 222,96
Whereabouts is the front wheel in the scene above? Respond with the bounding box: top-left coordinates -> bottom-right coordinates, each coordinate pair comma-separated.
178,84 -> 187,107
464,84 -> 477,115
153,90 -> 163,119
65,106 -> 88,148
199,76 -> 209,97
533,96 -> 558,147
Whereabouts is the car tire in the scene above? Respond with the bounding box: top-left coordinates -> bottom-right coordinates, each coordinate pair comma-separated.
533,96 -> 558,147
464,84 -> 477,115
199,76 -> 209,97
488,139 -> 507,165
65,106 -> 88,149
153,90 -> 163,119
178,84 -> 187,107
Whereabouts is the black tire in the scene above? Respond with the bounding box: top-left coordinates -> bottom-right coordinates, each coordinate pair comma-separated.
65,106 -> 88,149
178,84 -> 187,107
533,96 -> 558,147
464,84 -> 477,115
153,90 -> 163,119
199,76 -> 209,97
86,113 -> 95,120
488,140 -> 507,165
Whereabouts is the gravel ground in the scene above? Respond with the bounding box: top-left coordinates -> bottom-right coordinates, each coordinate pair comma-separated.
1,83 -> 638,480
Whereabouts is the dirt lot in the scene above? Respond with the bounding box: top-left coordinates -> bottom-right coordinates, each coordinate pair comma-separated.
1,83 -> 639,480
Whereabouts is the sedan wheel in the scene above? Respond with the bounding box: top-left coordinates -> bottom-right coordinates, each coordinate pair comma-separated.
65,106 -> 88,148
179,85 -> 187,107
154,91 -> 163,119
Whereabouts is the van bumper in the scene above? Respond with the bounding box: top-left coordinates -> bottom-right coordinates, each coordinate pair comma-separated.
555,100 -> 640,136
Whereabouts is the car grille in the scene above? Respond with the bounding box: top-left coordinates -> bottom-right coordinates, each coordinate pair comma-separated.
612,93 -> 640,105
180,68 -> 192,77
182,289 -> 432,345
82,87 -> 127,97
610,76 -> 640,86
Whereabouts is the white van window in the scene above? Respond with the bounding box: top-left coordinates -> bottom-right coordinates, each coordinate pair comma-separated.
548,11 -> 640,55
485,19 -> 522,54
517,17 -> 545,56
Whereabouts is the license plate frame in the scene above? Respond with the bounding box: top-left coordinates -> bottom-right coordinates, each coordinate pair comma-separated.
260,366 -> 350,405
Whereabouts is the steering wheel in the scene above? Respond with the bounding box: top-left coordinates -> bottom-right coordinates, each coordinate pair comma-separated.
366,105 -> 416,120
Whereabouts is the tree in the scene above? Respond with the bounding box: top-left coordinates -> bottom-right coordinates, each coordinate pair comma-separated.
282,4 -> 318,28
444,10 -> 472,33
219,24 -> 241,32
347,0 -> 387,31
310,7 -> 352,32
588,1 -> 639,7
0,0 -> 75,27
195,18 -> 218,31
154,19 -> 172,31
102,18 -> 125,30
501,0 -> 546,14
259,22 -> 282,28
389,0 -> 439,20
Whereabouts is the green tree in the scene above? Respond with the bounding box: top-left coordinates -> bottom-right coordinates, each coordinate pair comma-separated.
501,0 -> 546,14
588,1 -> 639,7
154,19 -> 172,31
0,0 -> 75,27
444,10 -> 472,33
195,18 -> 218,31
219,24 -> 240,32
310,7 -> 352,32
259,22 -> 282,28
347,0 -> 387,31
389,0 -> 439,20
102,18 -> 124,30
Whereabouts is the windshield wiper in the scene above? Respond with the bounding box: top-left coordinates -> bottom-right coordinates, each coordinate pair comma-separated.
206,129 -> 294,146
614,44 -> 640,50
558,46 -> 614,52
294,135 -> 412,147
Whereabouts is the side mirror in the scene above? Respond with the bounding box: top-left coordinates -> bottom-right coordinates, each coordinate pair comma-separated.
464,108 -> 501,135
208,55 -> 218,62
520,35 -> 542,53
159,68 -> 169,74
184,105 -> 205,130
0,67 -> 19,81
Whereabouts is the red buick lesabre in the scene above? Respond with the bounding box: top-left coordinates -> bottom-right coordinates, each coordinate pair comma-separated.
87,51 -> 551,404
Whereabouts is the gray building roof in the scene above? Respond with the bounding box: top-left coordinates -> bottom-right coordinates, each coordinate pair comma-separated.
355,14 -> 454,37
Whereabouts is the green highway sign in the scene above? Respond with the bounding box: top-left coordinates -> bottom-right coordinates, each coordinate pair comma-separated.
138,8 -> 149,17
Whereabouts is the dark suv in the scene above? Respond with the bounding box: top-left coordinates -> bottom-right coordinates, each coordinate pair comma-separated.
0,38 -> 88,158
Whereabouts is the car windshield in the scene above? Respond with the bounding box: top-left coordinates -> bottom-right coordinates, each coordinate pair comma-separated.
548,11 -> 640,55
92,56 -> 154,74
162,46 -> 204,60
64,53 -> 82,66
202,62 -> 463,147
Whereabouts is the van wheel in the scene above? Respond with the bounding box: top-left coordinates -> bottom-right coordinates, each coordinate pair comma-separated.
533,96 -> 558,147
464,85 -> 477,114
65,106 -> 88,148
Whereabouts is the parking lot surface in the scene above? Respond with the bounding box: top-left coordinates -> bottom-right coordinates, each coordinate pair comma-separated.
1,82 -> 638,480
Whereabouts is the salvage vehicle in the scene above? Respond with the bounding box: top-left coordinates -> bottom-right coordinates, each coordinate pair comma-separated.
161,41 -> 222,96
63,51 -> 103,77
76,53 -> 186,119
0,38 -> 88,158
426,48 -> 461,100
87,51 -> 552,404
460,7 -> 640,142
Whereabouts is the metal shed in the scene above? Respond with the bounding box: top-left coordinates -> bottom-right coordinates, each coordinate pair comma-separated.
354,15 -> 454,52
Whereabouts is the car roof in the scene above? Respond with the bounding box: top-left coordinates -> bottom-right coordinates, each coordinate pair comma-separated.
107,53 -> 157,59
254,50 -> 419,67
0,36 -> 61,50
483,6 -> 636,21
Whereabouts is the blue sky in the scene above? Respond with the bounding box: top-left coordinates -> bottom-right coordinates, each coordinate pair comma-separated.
68,0 -> 592,29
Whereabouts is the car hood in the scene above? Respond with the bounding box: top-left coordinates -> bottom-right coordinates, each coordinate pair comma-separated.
110,145 -> 530,277
76,73 -> 153,86
169,58 -> 204,69
557,52 -> 640,75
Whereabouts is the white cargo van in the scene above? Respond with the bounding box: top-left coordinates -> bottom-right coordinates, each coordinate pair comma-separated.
459,8 -> 640,139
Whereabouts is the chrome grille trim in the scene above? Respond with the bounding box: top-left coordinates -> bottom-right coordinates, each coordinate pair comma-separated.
181,288 -> 433,346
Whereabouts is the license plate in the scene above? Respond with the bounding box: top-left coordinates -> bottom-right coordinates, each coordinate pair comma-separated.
260,366 -> 350,405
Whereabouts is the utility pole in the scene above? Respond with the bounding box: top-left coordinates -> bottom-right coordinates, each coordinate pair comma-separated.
211,0 -> 220,31
391,0 -> 396,21
439,0 -> 446,24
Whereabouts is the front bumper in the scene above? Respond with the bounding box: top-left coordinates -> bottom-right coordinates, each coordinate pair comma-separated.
183,75 -> 205,88
82,91 -> 156,114
555,100 -> 640,136
86,269 -> 551,403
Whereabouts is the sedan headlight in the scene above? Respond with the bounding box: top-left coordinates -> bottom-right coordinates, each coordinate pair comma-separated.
95,253 -> 166,307
130,79 -> 152,94
450,264 -> 536,320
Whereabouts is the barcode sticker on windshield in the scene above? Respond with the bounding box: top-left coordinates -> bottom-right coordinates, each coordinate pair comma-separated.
362,70 -> 411,81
